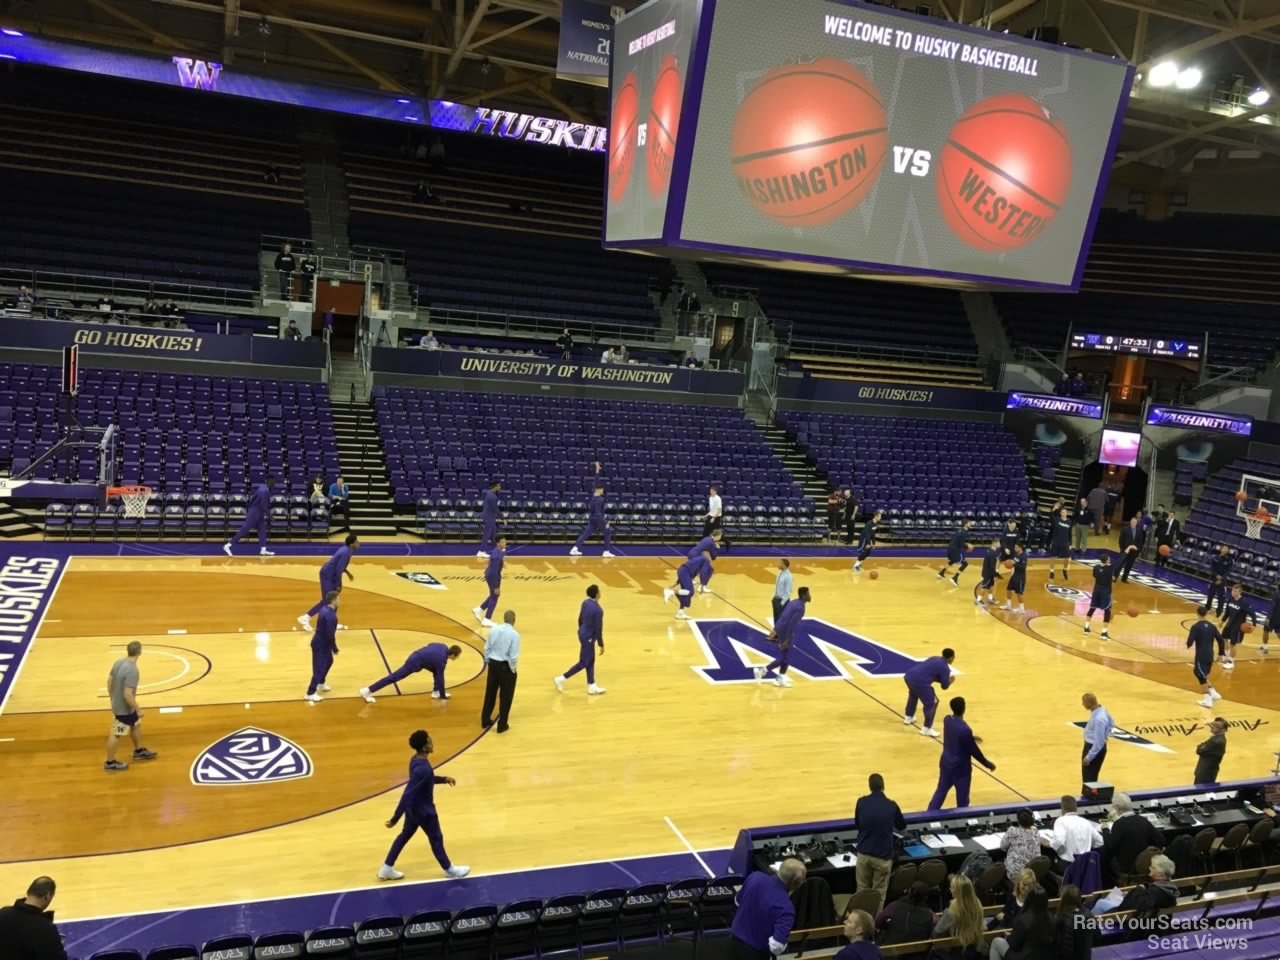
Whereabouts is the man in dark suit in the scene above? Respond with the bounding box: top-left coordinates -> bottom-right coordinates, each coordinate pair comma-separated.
1115,516 -> 1145,583
1101,792 -> 1164,882
1154,509 -> 1180,568
1193,718 -> 1228,784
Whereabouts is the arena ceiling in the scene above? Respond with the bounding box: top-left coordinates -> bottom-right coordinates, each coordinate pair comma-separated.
3,0 -> 1280,182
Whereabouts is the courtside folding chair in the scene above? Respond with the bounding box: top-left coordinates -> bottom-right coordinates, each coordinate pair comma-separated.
492,898 -> 543,959
252,932 -> 304,960
446,905 -> 498,960
351,916 -> 402,960
200,936 -> 252,960
302,925 -> 355,959
399,910 -> 449,959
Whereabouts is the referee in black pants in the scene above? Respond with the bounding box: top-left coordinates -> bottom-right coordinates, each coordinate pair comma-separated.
481,610 -> 520,734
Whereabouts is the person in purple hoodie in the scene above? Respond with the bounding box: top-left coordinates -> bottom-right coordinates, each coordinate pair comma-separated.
473,536 -> 506,628
901,647 -> 956,739
755,586 -> 810,688
570,484 -> 616,558
476,480 -> 501,559
223,476 -> 275,556
376,729 -> 469,882
554,583 -> 607,695
927,696 -> 996,811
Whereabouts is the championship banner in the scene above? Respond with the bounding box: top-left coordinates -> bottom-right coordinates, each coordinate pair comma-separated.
0,318 -> 326,367
557,0 -> 615,87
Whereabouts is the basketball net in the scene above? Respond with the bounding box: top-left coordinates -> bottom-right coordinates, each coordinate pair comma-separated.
108,486 -> 153,519
1244,511 -> 1271,540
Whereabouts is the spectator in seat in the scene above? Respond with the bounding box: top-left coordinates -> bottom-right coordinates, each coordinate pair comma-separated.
274,242 -> 297,299
0,875 -> 65,960
328,474 -> 351,529
285,319 -> 303,341
420,330 -> 439,350
310,474 -> 327,505
556,328 -> 574,360
16,285 -> 34,307
1069,371 -> 1088,397
1101,791 -> 1164,882
601,345 -> 616,364
1054,885 -> 1092,960
142,298 -> 159,315
1091,855 -> 1177,917
874,881 -> 933,946
1001,809 -> 1040,881
931,874 -> 985,957
994,868 -> 1037,928
162,299 -> 181,317
96,295 -> 114,314
835,909 -> 881,960
614,344 -> 629,363
990,885 -> 1055,960
683,349 -> 702,368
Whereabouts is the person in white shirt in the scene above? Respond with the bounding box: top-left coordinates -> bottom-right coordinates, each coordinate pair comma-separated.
601,346 -> 615,364
703,484 -> 723,539
420,331 -> 438,350
1040,794 -> 1103,863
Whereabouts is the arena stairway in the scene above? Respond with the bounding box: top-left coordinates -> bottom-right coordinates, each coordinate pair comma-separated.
755,422 -> 829,508
0,502 -> 40,538
329,401 -> 398,537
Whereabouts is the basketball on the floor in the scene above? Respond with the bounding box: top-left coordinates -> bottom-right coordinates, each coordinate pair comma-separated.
1127,606 -> 1140,618
730,58 -> 888,227
869,569 -> 880,580
1158,544 -> 1171,556
1234,490 -> 1249,502
1243,622 -> 1255,634
646,55 -> 681,197
609,71 -> 640,204
936,93 -> 1071,252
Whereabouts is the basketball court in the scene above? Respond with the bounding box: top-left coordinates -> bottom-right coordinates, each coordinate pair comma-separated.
2,544 -> 1278,923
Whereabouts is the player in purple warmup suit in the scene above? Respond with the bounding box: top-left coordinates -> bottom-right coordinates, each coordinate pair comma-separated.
376,729 -> 469,882
756,586 -> 810,687
570,485 -> 615,557
555,584 -> 607,695
223,477 -> 275,556
476,481 -> 501,558
305,591 -> 340,702
360,643 -> 462,703
297,533 -> 358,627
664,553 -> 711,621
473,536 -> 506,627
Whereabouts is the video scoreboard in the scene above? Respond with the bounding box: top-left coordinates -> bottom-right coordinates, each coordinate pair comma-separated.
1068,332 -> 1204,361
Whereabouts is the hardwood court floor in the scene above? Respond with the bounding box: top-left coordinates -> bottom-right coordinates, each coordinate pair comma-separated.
1,551 -> 1278,920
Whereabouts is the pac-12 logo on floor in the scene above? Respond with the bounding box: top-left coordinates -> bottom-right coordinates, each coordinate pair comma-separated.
191,727 -> 314,786
1045,583 -> 1091,603
689,618 -> 920,684
395,571 -> 446,590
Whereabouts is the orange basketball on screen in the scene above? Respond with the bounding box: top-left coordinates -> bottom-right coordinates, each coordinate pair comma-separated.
868,569 -> 880,580
646,55 -> 682,197
936,93 -> 1071,252
731,58 -> 888,227
609,71 -> 640,204
1158,544 -> 1171,556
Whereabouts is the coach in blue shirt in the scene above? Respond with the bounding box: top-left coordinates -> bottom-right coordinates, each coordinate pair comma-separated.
730,859 -> 807,960
481,611 -> 520,734
854,773 -> 906,910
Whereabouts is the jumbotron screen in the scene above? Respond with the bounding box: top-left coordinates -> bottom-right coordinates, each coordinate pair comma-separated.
604,0 -> 702,243
604,0 -> 1134,290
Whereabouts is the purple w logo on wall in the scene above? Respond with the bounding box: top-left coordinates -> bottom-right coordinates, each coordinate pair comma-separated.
689,618 -> 919,684
173,57 -> 222,91
191,727 -> 313,786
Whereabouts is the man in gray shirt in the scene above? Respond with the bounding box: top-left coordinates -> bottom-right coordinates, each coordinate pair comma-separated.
772,558 -> 792,624
106,641 -> 157,772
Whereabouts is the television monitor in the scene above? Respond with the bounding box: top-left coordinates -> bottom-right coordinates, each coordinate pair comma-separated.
1100,429 -> 1141,468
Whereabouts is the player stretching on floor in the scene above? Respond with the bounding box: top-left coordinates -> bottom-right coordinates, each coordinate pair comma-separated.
1083,553 -> 1114,639
377,729 -> 469,882
1000,542 -> 1028,613
974,538 -> 1000,606
473,536 -> 506,628
223,476 -> 275,557
1219,584 -> 1257,670
305,591 -> 340,703
360,643 -> 462,702
853,510 -> 882,573
665,552 -> 711,621
1048,507 -> 1073,580
570,484 -> 616,558
298,533 -> 358,628
755,586 -> 810,688
1187,606 -> 1225,707
554,584 -> 606,695
668,529 -> 722,596
938,519 -> 974,585
1261,586 -> 1280,655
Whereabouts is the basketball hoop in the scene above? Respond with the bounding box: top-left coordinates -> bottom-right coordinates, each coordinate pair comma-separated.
1243,509 -> 1272,540
106,485 -> 153,519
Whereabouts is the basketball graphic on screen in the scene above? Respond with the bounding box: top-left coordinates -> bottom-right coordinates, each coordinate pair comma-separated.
609,70 -> 640,204
936,93 -> 1071,252
730,58 -> 888,228
646,55 -> 682,197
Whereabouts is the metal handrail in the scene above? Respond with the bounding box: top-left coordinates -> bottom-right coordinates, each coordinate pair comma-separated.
1,267 -> 257,311
417,304 -> 670,346
787,337 -> 980,369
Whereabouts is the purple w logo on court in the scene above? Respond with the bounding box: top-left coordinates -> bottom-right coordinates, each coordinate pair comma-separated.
689,618 -> 919,684
173,57 -> 223,91
191,727 -> 313,786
